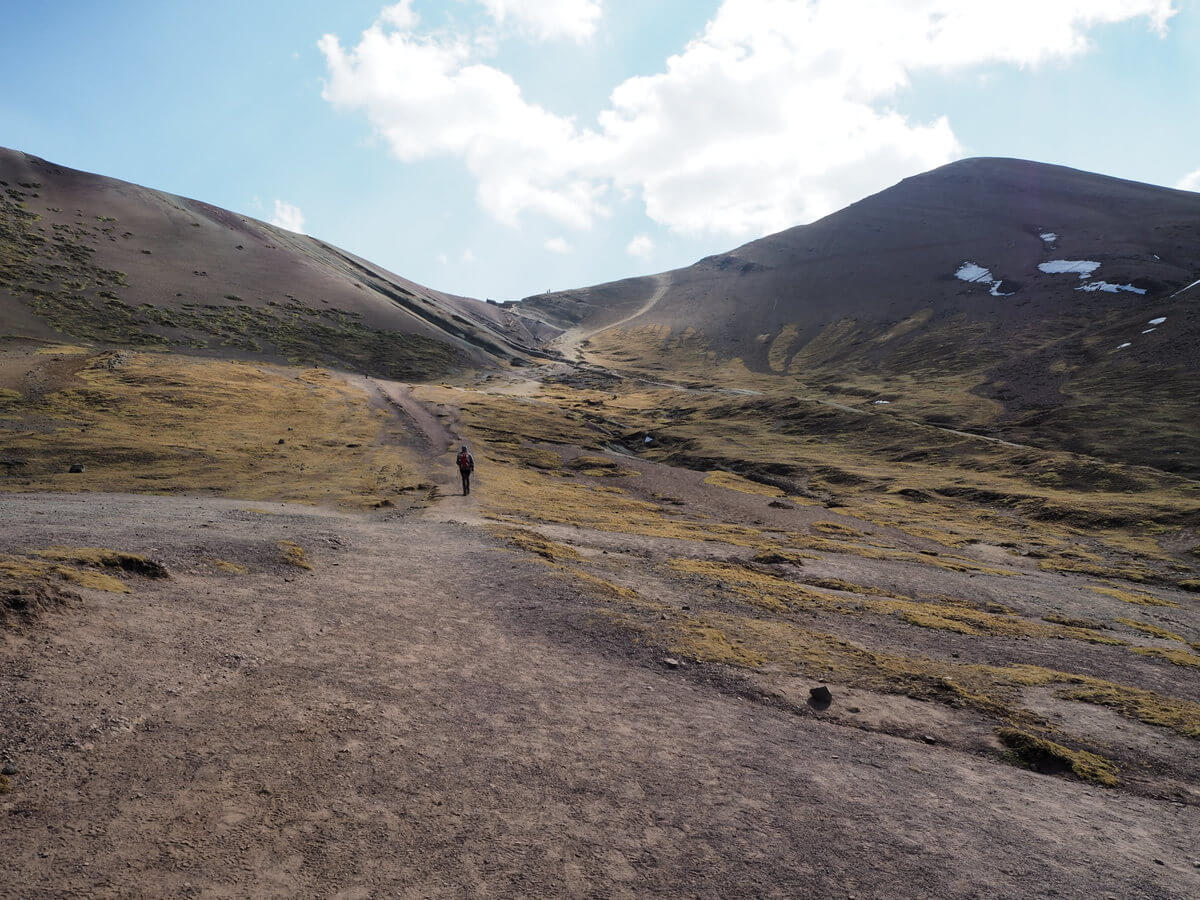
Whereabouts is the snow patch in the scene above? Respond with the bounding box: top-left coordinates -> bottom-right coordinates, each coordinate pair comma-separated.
955,262 -> 1013,296
1076,281 -> 1146,295
1141,328 -> 1156,334
872,400 -> 891,405
1116,342 -> 1131,350
955,263 -> 993,283
1039,260 -> 1101,278
1147,316 -> 1166,325
1039,232 -> 1057,243
1172,278 -> 1200,297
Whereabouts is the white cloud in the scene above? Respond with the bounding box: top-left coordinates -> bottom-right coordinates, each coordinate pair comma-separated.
322,1 -> 1175,239
379,0 -> 418,30
269,199 -> 306,233
625,234 -> 654,259
479,0 -> 602,42
437,252 -> 449,264
544,236 -> 571,253
461,248 -> 476,263
1177,168 -> 1200,192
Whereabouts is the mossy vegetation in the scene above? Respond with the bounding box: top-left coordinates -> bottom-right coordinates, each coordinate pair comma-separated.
277,540 -> 312,569
996,728 -> 1119,786
31,546 -> 168,578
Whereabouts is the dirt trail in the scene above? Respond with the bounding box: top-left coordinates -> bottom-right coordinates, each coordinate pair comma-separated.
554,272 -> 671,363
1,492 -> 1197,898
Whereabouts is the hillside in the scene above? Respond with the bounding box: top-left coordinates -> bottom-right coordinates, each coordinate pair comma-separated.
520,158 -> 1200,476
2,151 -> 1199,896
0,148 -> 553,379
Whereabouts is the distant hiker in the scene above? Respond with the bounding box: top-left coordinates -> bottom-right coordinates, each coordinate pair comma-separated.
456,445 -> 475,496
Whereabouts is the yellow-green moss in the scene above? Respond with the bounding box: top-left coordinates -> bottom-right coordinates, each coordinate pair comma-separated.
277,540 -> 312,569
996,728 -> 1118,786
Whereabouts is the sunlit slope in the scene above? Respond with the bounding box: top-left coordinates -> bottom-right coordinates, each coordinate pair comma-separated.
521,158 -> 1200,475
0,147 -> 551,378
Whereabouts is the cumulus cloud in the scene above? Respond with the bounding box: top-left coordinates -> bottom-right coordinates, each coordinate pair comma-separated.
544,236 -> 571,253
321,1 -> 1175,239
625,234 -> 654,259
1177,168 -> 1200,192
379,1 -> 418,30
479,0 -> 602,42
269,200 -> 306,233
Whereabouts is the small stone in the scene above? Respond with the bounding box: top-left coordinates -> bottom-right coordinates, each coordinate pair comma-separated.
846,706 -> 861,714
1,763 -> 15,776
922,735 -> 937,744
277,438 -> 285,445
663,657 -> 681,669
376,499 -> 394,508
1153,859 -> 1165,866
808,685 -> 833,709
68,463 -> 85,473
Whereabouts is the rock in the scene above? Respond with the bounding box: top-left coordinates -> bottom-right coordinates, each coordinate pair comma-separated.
846,706 -> 861,714
376,499 -> 394,508
1,763 -> 15,776
808,685 -> 833,709
663,657 -> 681,669
922,735 -> 937,744
767,500 -> 793,509
68,464 -> 85,473
277,438 -> 285,445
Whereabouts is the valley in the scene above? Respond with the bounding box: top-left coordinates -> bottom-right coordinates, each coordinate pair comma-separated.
1,150 -> 1198,897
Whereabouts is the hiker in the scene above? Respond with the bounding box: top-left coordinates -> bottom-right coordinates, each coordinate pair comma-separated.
456,445 -> 475,495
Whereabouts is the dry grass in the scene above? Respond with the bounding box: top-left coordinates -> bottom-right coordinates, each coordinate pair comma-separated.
0,553 -> 130,594
31,546 -> 168,578
669,558 -> 1122,644
1086,585 -> 1178,608
1131,647 -> 1200,668
0,351 -> 423,507
1114,618 -> 1186,642
996,728 -> 1119,786
490,526 -> 583,562
277,541 -> 312,569
703,470 -> 784,497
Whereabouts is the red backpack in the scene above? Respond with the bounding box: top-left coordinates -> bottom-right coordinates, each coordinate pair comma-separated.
457,450 -> 473,472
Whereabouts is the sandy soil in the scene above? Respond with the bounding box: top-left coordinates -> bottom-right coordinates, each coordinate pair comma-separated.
2,491 -> 1198,898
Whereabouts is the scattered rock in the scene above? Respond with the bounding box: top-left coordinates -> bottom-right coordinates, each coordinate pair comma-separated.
767,500 -> 793,509
1,763 -> 16,776
276,438 -> 285,444
663,657 -> 681,669
808,685 -> 833,709
68,464 -> 85,473
376,499 -> 394,508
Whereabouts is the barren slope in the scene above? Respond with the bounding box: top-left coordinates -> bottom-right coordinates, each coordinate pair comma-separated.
0,148 -> 552,379
520,158 -> 1200,475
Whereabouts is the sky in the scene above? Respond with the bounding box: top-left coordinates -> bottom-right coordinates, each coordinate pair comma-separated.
2,1 -> 1198,300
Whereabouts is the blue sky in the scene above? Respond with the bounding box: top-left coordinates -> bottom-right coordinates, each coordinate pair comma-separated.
2,1 -> 1197,300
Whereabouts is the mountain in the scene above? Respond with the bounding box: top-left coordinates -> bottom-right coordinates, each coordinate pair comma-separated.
519,158 -> 1200,475
0,148 -> 553,380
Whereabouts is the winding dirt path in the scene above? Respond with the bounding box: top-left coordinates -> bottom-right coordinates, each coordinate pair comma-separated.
554,272 -> 672,363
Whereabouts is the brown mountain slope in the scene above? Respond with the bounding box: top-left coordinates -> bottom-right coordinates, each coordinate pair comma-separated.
520,158 -> 1200,476
0,148 -> 553,379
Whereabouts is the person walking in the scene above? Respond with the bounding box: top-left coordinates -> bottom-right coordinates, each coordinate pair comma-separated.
456,445 -> 475,496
